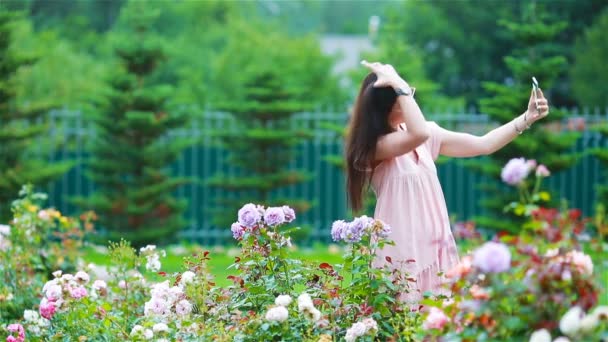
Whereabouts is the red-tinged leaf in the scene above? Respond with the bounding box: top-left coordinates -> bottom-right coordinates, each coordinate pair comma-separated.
406,259 -> 416,264
406,277 -> 417,282
234,256 -> 241,263
319,262 -> 333,270
385,256 -> 392,263
204,251 -> 210,258
209,282 -> 216,286
158,272 -> 167,277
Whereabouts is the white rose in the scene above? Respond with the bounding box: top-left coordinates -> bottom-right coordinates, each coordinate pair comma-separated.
23,309 -> 39,322
146,254 -> 161,272
143,328 -> 154,339
45,284 -> 63,301
362,317 -> 378,332
175,299 -> 193,316
559,306 -> 584,337
140,245 -> 156,253
553,337 -> 571,342
130,325 -> 144,336
180,271 -> 196,285
152,323 -> 169,333
591,305 -> 608,321
0,224 -> 10,236
75,271 -> 90,284
92,280 -> 107,291
265,306 -> 289,322
297,293 -> 314,311
529,329 -> 551,342
275,294 -> 292,307
579,314 -> 598,332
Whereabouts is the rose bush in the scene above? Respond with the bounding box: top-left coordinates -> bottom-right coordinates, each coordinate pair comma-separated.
1,203 -> 421,341
0,185 -> 94,323
420,159 -> 608,341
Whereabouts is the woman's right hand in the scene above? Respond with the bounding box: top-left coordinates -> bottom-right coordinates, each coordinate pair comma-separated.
361,60 -> 409,90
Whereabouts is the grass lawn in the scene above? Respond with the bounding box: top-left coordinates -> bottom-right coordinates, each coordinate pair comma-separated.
83,241 -> 607,305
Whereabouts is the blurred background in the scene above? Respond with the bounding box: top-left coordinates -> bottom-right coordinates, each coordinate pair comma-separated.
1,0 -> 607,247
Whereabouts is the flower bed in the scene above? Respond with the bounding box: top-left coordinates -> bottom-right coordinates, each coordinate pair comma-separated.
2,159 -> 608,341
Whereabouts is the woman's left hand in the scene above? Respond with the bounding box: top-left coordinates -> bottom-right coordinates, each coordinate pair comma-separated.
526,88 -> 550,124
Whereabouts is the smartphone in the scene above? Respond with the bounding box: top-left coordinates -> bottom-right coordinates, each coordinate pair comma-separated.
532,77 -> 539,109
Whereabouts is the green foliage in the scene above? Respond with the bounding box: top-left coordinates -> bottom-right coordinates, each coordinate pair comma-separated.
571,8 -> 608,108
353,3 -> 463,110
73,2 -> 193,246
206,24 -> 340,228
0,7 -> 73,221
472,5 -> 579,233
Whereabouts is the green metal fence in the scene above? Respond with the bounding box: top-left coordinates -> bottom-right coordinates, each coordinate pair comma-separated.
41,108 -> 607,245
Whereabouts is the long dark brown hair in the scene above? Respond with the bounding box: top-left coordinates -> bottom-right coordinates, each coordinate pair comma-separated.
345,73 -> 398,213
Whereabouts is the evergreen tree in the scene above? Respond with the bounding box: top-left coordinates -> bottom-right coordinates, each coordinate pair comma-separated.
472,2 -> 580,233
571,8 -> 608,108
0,8 -> 72,220
74,4 -> 192,246
206,27 -> 333,228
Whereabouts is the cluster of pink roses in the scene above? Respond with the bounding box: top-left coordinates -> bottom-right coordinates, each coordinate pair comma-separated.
39,270 -> 104,320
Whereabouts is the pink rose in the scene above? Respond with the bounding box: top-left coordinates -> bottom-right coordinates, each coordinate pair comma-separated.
39,300 -> 57,320
446,255 -> 472,279
535,164 -> 550,177
501,158 -> 530,185
470,285 -> 490,300
473,242 -> 511,273
423,307 -> 449,330
7,323 -> 25,341
70,286 -> 87,299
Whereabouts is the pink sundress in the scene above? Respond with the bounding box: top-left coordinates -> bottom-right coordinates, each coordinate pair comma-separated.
371,122 -> 459,301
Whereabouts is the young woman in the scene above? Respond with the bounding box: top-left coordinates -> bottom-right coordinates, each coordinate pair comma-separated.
346,61 -> 550,300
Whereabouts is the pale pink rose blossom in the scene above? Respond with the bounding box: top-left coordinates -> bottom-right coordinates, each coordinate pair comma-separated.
92,280 -> 107,291
423,307 -> 449,330
37,210 -> 51,221
175,299 -> 193,316
536,164 -> 550,177
446,255 -> 473,279
74,271 -> 90,284
70,286 -> 87,299
566,251 -> 593,276
45,284 -> 63,301
473,242 -> 511,273
501,158 -> 530,185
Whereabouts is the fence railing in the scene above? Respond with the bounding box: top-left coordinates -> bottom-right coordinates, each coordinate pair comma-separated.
39,107 -> 608,245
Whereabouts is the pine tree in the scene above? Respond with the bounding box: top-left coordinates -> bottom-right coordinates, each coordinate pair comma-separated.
206,27 -> 331,228
472,2 -> 580,232
207,69 -> 314,228
0,8 -> 72,220
74,5 -> 192,246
